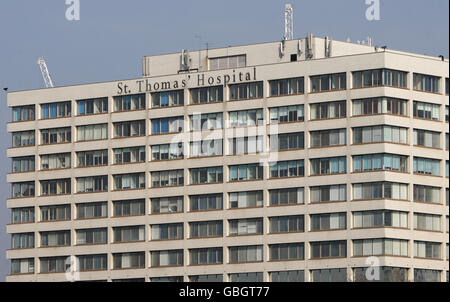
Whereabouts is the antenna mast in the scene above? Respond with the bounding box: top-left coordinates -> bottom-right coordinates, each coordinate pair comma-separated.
284,4 -> 293,40
37,57 -> 54,88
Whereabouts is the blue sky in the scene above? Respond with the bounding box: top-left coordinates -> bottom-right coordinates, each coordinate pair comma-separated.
0,0 -> 448,281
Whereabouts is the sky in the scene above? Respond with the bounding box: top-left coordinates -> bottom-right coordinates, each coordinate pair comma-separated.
0,0 -> 448,282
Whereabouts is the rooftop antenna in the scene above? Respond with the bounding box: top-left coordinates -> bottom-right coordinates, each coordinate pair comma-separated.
37,57 -> 54,88
195,35 -> 202,71
284,4 -> 293,40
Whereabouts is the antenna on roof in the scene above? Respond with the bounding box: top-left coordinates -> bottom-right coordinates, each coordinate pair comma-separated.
284,4 -> 293,40
37,57 -> 54,88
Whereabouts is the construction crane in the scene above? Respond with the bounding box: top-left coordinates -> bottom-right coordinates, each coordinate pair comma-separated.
284,4 -> 293,41
37,57 -> 54,88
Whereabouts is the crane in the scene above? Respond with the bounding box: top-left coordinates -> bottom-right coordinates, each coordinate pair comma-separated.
37,57 -> 54,88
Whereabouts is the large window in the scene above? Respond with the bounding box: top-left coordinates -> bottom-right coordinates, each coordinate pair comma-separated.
229,82 -> 263,100
76,202 -> 107,219
310,185 -> 346,203
77,97 -> 108,115
11,233 -> 34,249
413,73 -> 440,93
113,94 -> 145,111
353,125 -> 407,144
269,105 -> 304,124
353,182 -> 408,201
229,245 -> 263,263
189,194 -> 223,211
310,101 -> 346,120
229,136 -> 263,155
413,129 -> 440,148
310,129 -> 346,147
229,163 -> 263,181
113,225 -> 145,243
269,215 -> 304,233
353,153 -> 408,172
353,69 -> 407,88
77,150 -> 108,167
310,241 -> 347,259
40,256 -> 66,273
209,54 -> 246,70
311,213 -> 346,231
40,204 -> 70,221
189,220 -> 223,238
311,73 -> 346,92
190,167 -> 222,184
229,272 -> 263,282
151,250 -> 183,267
269,243 -> 304,261
78,254 -> 107,271
414,269 -> 441,282
413,101 -> 440,120
41,127 -> 71,145
12,156 -> 35,173
151,143 -> 184,161
190,112 -> 223,131
40,179 -> 71,196
270,160 -> 304,178
190,275 -> 223,282
12,182 -> 35,198
310,157 -> 346,175
113,173 -> 145,190
270,132 -> 304,150
229,191 -> 263,209
229,109 -> 264,127
151,196 -> 183,214
12,105 -> 35,122
41,101 -> 71,119
353,238 -> 408,257
76,176 -> 108,193
11,207 -> 35,224
77,124 -> 107,141
270,270 -> 304,282
191,139 -> 223,157
414,213 -> 441,232
189,248 -> 223,265
414,241 -> 441,259
190,86 -> 223,104
353,97 -> 407,116
152,90 -> 184,108
113,199 -> 145,217
269,77 -> 304,96
353,210 -> 408,229
12,131 -> 35,147
413,185 -> 440,204
41,153 -> 71,170
114,146 -> 145,164
151,169 -> 184,187
269,188 -> 304,206
11,259 -> 34,275
113,252 -> 145,269
114,120 -> 146,138
229,218 -> 263,236
151,223 -> 183,240
354,267 -> 408,282
151,117 -> 184,135
76,228 -> 107,245
40,230 -> 70,247
413,157 -> 440,176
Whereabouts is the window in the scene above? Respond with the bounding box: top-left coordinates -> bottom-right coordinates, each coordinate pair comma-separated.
77,97 -> 108,115
270,270 -> 304,282
353,210 -> 408,229
40,204 -> 71,221
229,82 -> 263,100
353,125 -> 408,144
228,136 -> 263,155
229,191 -> 263,209
353,97 -> 407,116
113,252 -> 145,269
41,153 -> 71,170
414,213 -> 441,231
190,86 -> 223,104
190,274 -> 223,282
269,105 -> 304,124
229,109 -> 264,127
446,78 -> 449,95
113,225 -> 145,243
413,157 -> 440,176
151,117 -> 184,135
11,207 -> 34,224
446,106 -> 449,122
113,199 -> 145,217
310,101 -> 346,120
414,269 -> 441,282
353,182 -> 408,200
310,240 -> 347,259
113,94 -> 145,111
76,228 -> 107,245
151,143 -> 184,161
40,179 -> 70,196
413,129 -> 441,148
414,241 -> 441,259
39,256 -> 67,273
269,215 -> 304,233
113,173 -> 145,190
310,157 -> 346,175
190,248 -> 223,265
229,272 -> 263,282
353,69 -> 406,88
12,130 -> 35,147
191,139 -> 223,157
12,105 -> 35,122
413,101 -> 440,120
151,223 -> 183,240
151,250 -> 183,267
11,233 -> 34,249
229,245 -> 263,263
190,112 -> 223,131
40,230 -> 70,247
189,194 -> 223,211
77,150 -> 108,167
229,163 -> 263,181
76,176 -> 108,193
78,254 -> 107,271
310,185 -> 346,203
269,188 -> 304,206
353,153 -> 408,172
76,202 -> 107,219
269,77 -> 304,96
41,127 -> 71,144
151,276 -> 184,282
311,213 -> 346,231
12,182 -> 35,198
270,132 -> 305,150
152,169 -> 184,187
354,267 -> 408,282
311,73 -> 346,92
209,54 -> 246,71
114,146 -> 145,164
413,73 -> 440,93
151,196 -> 183,214
353,238 -> 408,257
229,218 -> 263,236
114,120 -> 146,138
310,129 -> 346,147
414,185 -> 440,204
270,160 -> 304,178
189,220 -> 223,238
41,101 -> 71,119
11,259 -> 34,275
12,156 -> 35,173
152,90 -> 184,108
190,166 -> 222,184
269,243 -> 304,261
